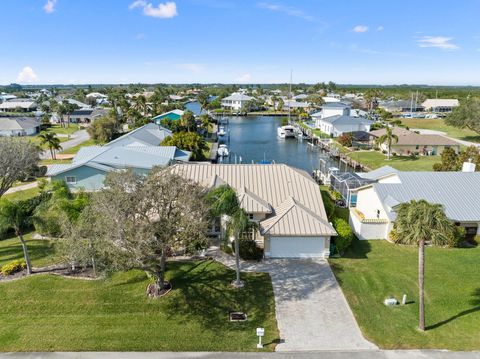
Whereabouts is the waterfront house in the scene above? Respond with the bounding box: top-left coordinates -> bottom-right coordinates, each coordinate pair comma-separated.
312,102 -> 351,121
422,99 -> 459,112
48,145 -> 191,191
0,99 -> 37,112
221,93 -> 255,111
152,109 -> 184,124
370,127 -> 460,155
350,167 -> 480,240
172,163 -> 337,258
314,114 -> 373,137
0,117 -> 40,136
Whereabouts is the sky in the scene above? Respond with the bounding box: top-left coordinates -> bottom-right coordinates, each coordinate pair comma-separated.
1,0 -> 480,85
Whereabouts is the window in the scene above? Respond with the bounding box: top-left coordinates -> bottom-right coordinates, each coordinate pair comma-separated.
248,213 -> 254,220
376,209 -> 380,219
65,176 -> 77,184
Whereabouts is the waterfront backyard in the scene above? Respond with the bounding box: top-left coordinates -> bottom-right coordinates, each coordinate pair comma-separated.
346,150 -> 440,171
330,240 -> 480,350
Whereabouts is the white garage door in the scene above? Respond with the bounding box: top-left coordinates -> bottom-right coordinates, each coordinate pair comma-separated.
268,237 -> 325,258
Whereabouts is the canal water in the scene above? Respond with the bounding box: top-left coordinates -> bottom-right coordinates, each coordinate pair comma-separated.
185,101 -> 341,173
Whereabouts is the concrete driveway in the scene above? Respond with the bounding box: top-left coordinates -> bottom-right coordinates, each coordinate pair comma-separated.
263,259 -> 377,352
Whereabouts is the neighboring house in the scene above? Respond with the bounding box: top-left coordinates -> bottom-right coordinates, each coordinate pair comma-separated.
312,102 -> 351,121
172,163 -> 337,259
47,145 -> 191,191
152,109 -> 184,124
283,100 -> 309,110
315,115 -> 373,137
422,99 -> 459,112
370,127 -> 460,155
0,99 -> 37,112
350,167 -> 480,240
65,108 -> 109,124
293,94 -> 308,100
378,100 -> 423,113
86,92 -> 108,99
106,123 -> 172,147
221,93 -> 255,111
0,117 -> 40,136
0,93 -> 17,102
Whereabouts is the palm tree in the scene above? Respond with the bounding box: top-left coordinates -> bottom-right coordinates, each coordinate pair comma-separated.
375,126 -> 398,160
206,185 -> 249,288
38,131 -> 62,159
391,200 -> 456,331
0,200 -> 34,274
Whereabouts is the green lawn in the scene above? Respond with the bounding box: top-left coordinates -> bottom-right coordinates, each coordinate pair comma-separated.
4,187 -> 40,201
0,260 -> 279,351
400,118 -> 480,143
62,139 -> 97,155
330,240 -> 480,350
347,151 -> 439,171
48,124 -> 81,136
40,158 -> 73,165
0,233 -> 59,268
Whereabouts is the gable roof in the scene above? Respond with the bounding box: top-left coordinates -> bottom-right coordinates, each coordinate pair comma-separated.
357,165 -> 399,180
260,197 -> 336,236
171,163 -> 336,237
106,123 -> 172,148
422,99 -> 459,108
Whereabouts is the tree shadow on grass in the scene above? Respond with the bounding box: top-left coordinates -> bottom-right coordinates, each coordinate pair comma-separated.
427,288 -> 480,330
164,260 -> 276,333
336,239 -> 372,259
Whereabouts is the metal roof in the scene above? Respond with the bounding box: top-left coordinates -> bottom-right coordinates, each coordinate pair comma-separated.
48,145 -> 191,176
171,163 -> 336,237
321,115 -> 373,126
221,93 -> 255,101
357,165 -> 399,180
373,171 -> 480,222
105,123 -> 172,147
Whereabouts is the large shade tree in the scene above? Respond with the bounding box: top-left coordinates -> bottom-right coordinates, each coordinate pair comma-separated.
88,168 -> 209,296
0,138 -> 40,198
391,200 -> 457,331
446,97 -> 480,136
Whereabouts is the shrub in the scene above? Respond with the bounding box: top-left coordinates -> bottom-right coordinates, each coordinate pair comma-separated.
447,226 -> 465,247
232,238 -> 263,260
473,235 -> 480,246
333,217 -> 355,254
1,259 -> 26,276
321,190 -> 335,220
337,133 -> 353,147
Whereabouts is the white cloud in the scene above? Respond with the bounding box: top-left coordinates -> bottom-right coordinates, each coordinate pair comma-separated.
376,25 -> 384,31
257,2 -> 313,21
235,73 -> 251,83
352,25 -> 368,33
43,0 -> 57,14
416,36 -> 459,50
17,66 -> 38,83
176,63 -> 205,73
129,1 -> 178,18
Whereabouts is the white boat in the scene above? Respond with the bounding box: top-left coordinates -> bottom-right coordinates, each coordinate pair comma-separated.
218,126 -> 226,136
277,125 -> 295,138
217,144 -> 229,157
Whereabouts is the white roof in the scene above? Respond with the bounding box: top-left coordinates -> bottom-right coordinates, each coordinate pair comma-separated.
422,99 -> 459,108
222,93 -> 255,102
0,117 -> 39,131
0,100 -> 37,110
171,163 -> 336,237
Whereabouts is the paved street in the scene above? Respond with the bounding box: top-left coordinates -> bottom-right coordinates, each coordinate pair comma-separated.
1,351 -> 480,359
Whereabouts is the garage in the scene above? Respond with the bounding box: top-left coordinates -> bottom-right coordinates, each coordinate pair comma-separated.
267,236 -> 326,258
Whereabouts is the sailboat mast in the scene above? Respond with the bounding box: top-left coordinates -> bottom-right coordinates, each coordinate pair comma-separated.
288,69 -> 292,123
